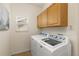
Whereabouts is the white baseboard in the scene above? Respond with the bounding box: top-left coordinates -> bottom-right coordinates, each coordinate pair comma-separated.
11,49 -> 30,55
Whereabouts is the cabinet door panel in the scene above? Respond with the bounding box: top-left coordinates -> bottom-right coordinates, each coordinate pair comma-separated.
37,10 -> 47,28
37,14 -> 42,27
48,4 -> 58,26
60,3 -> 68,26
41,10 -> 47,27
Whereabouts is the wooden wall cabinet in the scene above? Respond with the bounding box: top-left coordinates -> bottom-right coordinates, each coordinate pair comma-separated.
37,3 -> 68,28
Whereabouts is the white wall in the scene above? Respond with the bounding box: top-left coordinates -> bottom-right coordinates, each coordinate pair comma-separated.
10,4 -> 41,55
38,3 -> 79,56
68,3 -> 79,55
0,4 -> 10,56
75,4 -> 79,55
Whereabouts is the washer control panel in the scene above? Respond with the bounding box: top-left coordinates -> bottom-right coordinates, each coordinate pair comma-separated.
39,32 -> 65,42
49,34 -> 65,42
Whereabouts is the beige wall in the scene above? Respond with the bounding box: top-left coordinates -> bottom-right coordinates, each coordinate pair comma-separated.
10,4 -> 41,55
68,3 -> 79,55
38,3 -> 79,56
0,4 -> 10,56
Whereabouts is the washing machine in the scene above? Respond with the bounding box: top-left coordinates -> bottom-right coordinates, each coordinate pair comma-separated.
31,34 -> 71,56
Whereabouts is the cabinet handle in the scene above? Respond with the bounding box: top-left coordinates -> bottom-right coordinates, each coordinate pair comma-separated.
40,45 -> 43,48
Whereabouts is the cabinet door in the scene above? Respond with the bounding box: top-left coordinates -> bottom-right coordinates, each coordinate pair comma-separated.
60,3 -> 68,26
47,4 -> 59,26
41,10 -> 47,27
37,14 -> 42,27
37,10 -> 47,28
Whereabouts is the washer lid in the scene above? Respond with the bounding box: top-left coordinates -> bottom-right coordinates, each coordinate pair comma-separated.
42,38 -> 61,46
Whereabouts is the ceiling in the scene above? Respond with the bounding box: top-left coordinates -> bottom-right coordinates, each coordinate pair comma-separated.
32,3 -> 46,7
28,3 -> 46,8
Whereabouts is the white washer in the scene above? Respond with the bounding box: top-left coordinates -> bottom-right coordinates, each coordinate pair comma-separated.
31,34 -> 71,56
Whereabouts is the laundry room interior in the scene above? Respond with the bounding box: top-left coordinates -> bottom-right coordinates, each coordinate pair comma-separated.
0,3 -> 79,56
